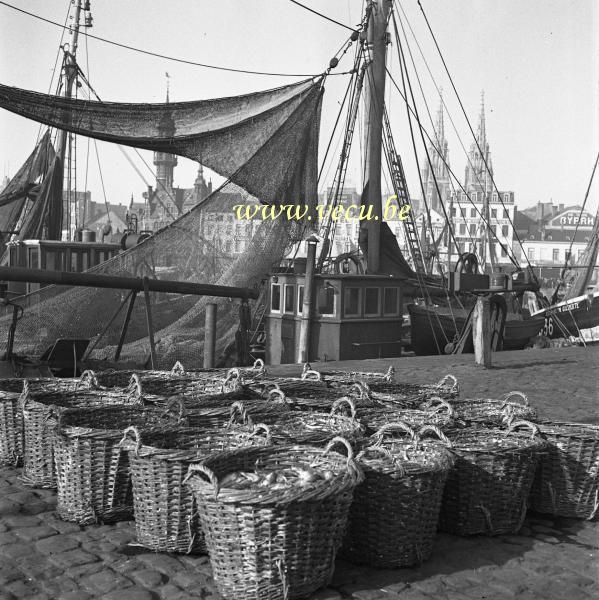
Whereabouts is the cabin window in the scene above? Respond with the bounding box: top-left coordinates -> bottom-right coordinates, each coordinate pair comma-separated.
81,252 -> 89,272
297,285 -> 304,315
344,287 -> 361,317
528,249 -> 535,260
553,249 -> 559,262
271,283 -> 281,312
44,251 -> 55,271
8,246 -> 17,267
284,284 -> 295,314
364,287 -> 380,316
383,287 -> 400,316
28,247 -> 40,269
70,252 -> 79,272
317,285 -> 336,316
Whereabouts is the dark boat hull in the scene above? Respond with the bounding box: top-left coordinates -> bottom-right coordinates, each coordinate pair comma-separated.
532,291 -> 599,341
407,304 -> 545,356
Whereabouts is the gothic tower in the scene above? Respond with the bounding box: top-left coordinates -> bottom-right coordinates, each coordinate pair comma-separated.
420,92 -> 451,214
153,81 -> 177,191
464,91 -> 493,195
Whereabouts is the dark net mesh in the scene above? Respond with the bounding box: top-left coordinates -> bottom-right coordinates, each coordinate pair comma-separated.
0,79 -> 322,367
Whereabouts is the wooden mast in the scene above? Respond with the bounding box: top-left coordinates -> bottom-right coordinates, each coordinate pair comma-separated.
55,0 -> 85,240
363,0 -> 391,273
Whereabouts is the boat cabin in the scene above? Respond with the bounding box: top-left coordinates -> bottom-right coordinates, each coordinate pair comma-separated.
266,272 -> 404,364
6,239 -> 121,295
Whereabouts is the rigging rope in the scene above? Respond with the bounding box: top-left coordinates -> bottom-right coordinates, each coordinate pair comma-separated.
394,0 -> 520,268
415,0 -> 533,272
0,1 -> 353,79
287,0 -> 357,32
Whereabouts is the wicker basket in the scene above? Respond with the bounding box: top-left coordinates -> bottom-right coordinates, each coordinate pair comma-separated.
0,391 -> 25,466
120,421 -> 271,553
357,396 -> 456,435
54,403 -> 186,524
0,373 -> 99,467
440,420 -> 546,535
21,380 -> 142,488
529,421 -> 599,519
269,397 -> 364,446
342,423 -> 454,568
184,437 -> 363,600
352,374 -> 460,407
446,391 -> 537,426
82,363 -> 248,395
303,362 -> 395,385
248,369 -> 329,400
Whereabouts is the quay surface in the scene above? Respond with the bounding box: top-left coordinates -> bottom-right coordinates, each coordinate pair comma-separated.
0,346 -> 597,599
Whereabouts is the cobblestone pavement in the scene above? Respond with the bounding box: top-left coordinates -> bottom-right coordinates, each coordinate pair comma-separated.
0,346 -> 597,599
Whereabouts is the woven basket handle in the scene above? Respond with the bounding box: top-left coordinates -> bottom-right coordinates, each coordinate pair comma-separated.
372,422 -> 416,446
119,425 -> 142,455
126,374 -> 144,405
426,396 -> 455,418
183,463 -> 220,494
416,425 -> 452,448
247,423 -> 272,444
501,391 -> 529,408
78,370 -> 99,390
356,445 -> 403,471
436,374 -> 459,392
267,387 -> 287,404
229,401 -> 254,427
330,397 -> 357,420
301,369 -> 322,381
251,358 -> 266,372
163,396 -> 186,422
324,436 -> 354,463
19,380 -> 31,409
222,368 -> 243,392
384,366 -> 395,382
171,361 -> 186,374
506,419 -> 540,438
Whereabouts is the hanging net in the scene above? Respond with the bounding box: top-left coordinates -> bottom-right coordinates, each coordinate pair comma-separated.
0,78 -> 322,367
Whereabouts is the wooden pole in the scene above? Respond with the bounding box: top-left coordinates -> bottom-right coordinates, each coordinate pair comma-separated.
142,277 -> 157,369
472,295 -> 492,367
297,236 -> 318,363
364,0 -> 391,274
0,266 -> 258,299
204,303 -> 217,368
114,291 -> 138,361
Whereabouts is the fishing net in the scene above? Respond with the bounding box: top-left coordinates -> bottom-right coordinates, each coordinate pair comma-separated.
0,79 -> 322,367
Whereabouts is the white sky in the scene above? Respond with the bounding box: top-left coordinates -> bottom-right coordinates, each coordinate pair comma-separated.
0,0 -> 597,212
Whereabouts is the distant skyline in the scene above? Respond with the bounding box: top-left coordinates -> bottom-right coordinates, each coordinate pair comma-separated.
0,0 -> 597,213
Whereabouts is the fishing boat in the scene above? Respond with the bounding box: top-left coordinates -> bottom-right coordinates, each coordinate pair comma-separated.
0,0 -> 573,368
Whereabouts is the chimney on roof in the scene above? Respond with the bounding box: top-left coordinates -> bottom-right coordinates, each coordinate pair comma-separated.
559,203 -> 565,213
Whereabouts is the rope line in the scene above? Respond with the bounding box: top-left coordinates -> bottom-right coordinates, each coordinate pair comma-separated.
288,0 -> 357,32
0,0 -> 352,78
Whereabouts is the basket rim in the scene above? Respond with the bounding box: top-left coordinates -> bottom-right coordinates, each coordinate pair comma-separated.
184,439 -> 364,505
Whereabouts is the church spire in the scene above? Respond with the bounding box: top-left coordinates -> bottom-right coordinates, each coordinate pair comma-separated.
464,90 -> 493,195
